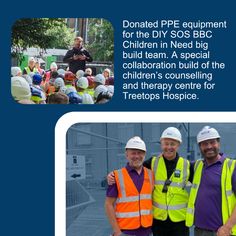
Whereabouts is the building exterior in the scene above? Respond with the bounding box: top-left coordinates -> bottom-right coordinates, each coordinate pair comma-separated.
66,123 -> 236,187
66,123 -> 236,235
66,123 -> 190,187
66,18 -> 88,41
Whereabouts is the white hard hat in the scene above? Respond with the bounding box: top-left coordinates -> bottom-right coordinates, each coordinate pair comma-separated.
94,85 -> 108,99
50,62 -> 58,70
59,86 -> 67,94
160,127 -> 182,143
82,93 -> 94,104
103,68 -> 111,75
28,57 -> 35,63
107,85 -> 114,94
11,76 -> 31,101
76,70 -> 85,79
76,77 -> 88,89
125,136 -> 146,152
11,67 -> 22,77
94,74 -> 106,85
57,68 -> 65,76
54,77 -> 65,89
197,126 -> 220,143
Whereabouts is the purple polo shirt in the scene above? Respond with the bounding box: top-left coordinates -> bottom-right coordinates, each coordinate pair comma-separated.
194,154 -> 236,231
106,163 -> 152,236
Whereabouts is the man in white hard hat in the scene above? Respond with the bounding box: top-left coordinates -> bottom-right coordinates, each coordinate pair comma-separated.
186,126 -> 236,236
76,77 -> 94,104
148,127 -> 190,236
94,74 -> 106,89
11,67 -> 22,77
108,127 -> 192,236
105,136 -> 154,236
11,76 -> 34,104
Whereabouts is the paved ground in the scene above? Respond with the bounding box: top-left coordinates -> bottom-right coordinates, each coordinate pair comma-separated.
67,188 -> 112,236
66,187 -> 194,236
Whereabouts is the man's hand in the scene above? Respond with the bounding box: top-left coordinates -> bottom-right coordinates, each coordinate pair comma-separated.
77,55 -> 87,60
112,231 -> 122,236
217,224 -> 232,236
107,171 -> 115,185
73,54 -> 80,60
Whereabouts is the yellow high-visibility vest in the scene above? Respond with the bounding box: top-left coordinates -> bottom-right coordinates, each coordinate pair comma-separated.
186,158 -> 236,235
151,156 -> 190,222
24,67 -> 38,74
85,88 -> 94,97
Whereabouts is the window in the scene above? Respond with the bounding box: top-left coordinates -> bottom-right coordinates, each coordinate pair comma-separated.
151,124 -> 161,142
76,124 -> 92,145
117,153 -> 126,168
118,124 -> 135,143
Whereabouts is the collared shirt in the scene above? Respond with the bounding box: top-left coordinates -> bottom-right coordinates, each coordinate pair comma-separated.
106,163 -> 152,236
194,154 -> 236,231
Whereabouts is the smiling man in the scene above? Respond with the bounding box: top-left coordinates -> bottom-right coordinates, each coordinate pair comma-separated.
186,126 -> 236,236
107,127 -> 192,236
105,136 -> 154,236
148,127 -> 190,236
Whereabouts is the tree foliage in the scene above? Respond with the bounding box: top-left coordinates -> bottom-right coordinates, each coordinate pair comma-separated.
86,19 -> 114,62
11,18 -> 114,63
11,18 -> 74,58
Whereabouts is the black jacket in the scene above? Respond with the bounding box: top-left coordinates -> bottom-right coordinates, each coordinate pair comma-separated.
63,47 -> 93,74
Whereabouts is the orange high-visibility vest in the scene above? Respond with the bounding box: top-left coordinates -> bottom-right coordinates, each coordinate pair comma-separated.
114,167 -> 153,230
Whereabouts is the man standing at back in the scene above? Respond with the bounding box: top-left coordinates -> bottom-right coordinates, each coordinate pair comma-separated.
105,136 -> 154,236
63,37 -> 93,74
186,126 -> 236,236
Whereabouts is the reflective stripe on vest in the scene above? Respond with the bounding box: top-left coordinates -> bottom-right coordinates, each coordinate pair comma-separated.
116,194 -> 152,203
151,155 -> 190,222
153,202 -> 187,210
114,167 -> 153,230
186,158 -> 236,235
116,209 -> 152,218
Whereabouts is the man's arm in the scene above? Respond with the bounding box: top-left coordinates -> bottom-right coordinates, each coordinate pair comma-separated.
143,157 -> 153,169
188,161 -> 195,183
105,197 -> 122,236
63,50 -> 74,63
217,205 -> 236,236
83,49 -> 93,62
